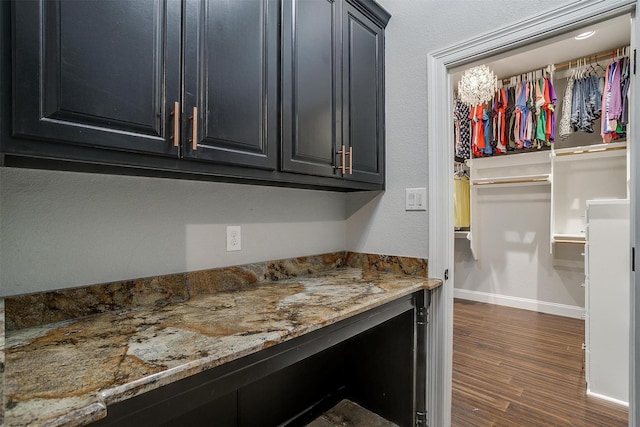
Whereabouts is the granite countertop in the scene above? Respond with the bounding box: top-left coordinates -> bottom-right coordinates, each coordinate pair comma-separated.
5,267 -> 441,427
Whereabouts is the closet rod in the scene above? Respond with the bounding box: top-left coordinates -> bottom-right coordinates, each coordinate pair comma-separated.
553,239 -> 586,245
501,65 -> 552,85
554,45 -> 630,72
472,177 -> 549,186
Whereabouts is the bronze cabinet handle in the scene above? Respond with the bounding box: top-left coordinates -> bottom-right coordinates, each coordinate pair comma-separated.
335,145 -> 346,174
170,101 -> 180,147
189,106 -> 198,150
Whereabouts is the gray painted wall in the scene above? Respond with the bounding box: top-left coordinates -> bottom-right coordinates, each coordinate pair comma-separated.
346,0 -> 567,257
0,168 -> 346,296
2,0 -> 572,298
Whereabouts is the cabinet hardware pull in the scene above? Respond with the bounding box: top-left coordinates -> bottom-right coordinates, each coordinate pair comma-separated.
335,145 -> 346,174
171,101 -> 180,147
347,146 -> 353,174
189,107 -> 198,150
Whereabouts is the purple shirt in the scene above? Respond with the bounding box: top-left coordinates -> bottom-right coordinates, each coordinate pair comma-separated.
607,60 -> 622,120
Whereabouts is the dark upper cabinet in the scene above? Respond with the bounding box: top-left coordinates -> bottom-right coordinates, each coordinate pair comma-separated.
282,0 -> 387,184
182,0 -> 278,170
5,0 -> 389,191
342,1 -> 385,184
12,0 -> 181,157
281,0 -> 341,178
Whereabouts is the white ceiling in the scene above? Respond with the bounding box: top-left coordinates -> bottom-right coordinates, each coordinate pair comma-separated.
452,14 -> 631,84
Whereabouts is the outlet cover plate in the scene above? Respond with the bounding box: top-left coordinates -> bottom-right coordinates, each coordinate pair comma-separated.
226,225 -> 241,251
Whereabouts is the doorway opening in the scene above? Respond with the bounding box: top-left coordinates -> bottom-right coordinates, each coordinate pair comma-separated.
425,2 -> 638,426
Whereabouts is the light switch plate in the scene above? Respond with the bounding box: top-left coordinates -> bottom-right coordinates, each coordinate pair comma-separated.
405,188 -> 427,211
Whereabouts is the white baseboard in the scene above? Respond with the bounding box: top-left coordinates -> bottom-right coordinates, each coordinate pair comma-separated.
454,288 -> 585,319
586,390 -> 629,407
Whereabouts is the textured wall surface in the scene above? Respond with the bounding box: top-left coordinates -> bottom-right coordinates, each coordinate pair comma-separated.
0,168 -> 346,296
346,0 -> 567,257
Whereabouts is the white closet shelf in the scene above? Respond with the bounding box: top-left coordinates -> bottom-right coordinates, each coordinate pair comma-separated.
471,174 -> 550,187
552,233 -> 586,244
586,198 -> 630,206
553,141 -> 627,161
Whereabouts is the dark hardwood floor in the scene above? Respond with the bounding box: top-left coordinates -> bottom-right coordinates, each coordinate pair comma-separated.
451,299 -> 629,426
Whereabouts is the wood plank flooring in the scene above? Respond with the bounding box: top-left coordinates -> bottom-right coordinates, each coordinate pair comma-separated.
451,299 -> 628,426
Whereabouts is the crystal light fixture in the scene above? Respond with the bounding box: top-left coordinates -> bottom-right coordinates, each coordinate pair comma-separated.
457,65 -> 498,107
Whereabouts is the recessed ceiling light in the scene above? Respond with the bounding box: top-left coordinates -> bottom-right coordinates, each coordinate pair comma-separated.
574,30 -> 596,40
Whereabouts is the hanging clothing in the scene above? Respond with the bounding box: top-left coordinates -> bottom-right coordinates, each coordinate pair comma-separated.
607,60 -> 622,130
571,76 -> 589,132
535,78 -> 547,143
559,74 -> 575,139
453,99 -> 471,160
526,81 -> 536,147
514,82 -> 529,149
505,86 -> 516,150
546,78 -> 557,143
454,173 -> 470,229
482,106 -> 492,155
585,74 -> 602,122
601,57 -> 627,143
620,57 -> 631,126
568,69 -> 603,135
469,104 -> 486,157
460,52 -> 627,156
493,87 -> 508,154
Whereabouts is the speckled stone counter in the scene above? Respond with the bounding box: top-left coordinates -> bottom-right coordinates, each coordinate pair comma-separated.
1,298 -> 5,426
5,267 -> 441,427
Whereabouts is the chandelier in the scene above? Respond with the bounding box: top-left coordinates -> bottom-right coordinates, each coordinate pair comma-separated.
457,65 -> 498,107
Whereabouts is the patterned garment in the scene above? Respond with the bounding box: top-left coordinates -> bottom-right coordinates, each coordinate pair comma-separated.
454,99 -> 471,160
558,75 -> 574,139
493,88 -> 507,154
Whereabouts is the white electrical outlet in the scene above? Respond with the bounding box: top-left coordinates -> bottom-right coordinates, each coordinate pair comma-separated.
226,225 -> 241,251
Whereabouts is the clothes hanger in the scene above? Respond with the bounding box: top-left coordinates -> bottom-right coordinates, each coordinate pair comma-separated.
586,56 -> 597,76
594,55 -> 607,75
569,60 -> 575,79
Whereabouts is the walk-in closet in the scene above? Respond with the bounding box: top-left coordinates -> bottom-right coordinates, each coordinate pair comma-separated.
451,13 -> 632,422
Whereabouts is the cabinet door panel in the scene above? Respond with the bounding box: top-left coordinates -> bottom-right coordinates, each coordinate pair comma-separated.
343,3 -> 384,184
183,0 -> 277,170
281,0 -> 341,178
13,0 -> 180,156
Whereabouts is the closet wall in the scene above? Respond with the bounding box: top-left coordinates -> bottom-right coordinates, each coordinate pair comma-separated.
454,24 -> 630,317
455,187 -> 586,314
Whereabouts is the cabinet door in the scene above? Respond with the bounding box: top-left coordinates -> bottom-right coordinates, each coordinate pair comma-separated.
183,0 -> 278,170
342,2 -> 385,184
281,0 -> 342,178
13,0 -> 181,157
585,201 -> 630,403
